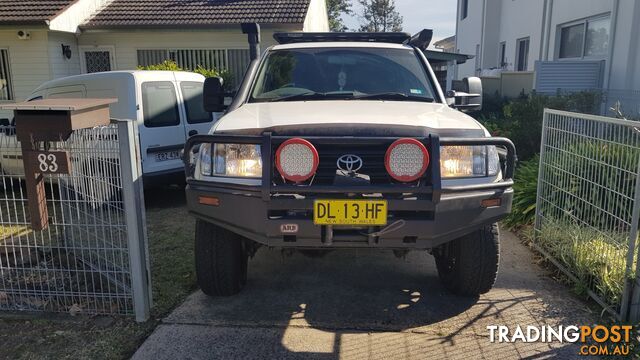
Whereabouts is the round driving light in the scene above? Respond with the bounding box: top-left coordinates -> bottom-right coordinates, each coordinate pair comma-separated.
275,138 -> 319,182
385,138 -> 430,182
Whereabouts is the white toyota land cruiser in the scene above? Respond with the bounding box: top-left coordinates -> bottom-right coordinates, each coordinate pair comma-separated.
183,25 -> 516,298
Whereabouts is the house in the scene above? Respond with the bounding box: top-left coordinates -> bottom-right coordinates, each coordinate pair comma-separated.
0,0 -> 329,120
455,0 -> 640,96
433,35 -> 455,53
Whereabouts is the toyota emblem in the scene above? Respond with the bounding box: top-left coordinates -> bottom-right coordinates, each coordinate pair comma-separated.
337,154 -> 364,173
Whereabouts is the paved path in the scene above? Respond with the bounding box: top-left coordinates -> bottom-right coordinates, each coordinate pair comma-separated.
133,230 -> 597,359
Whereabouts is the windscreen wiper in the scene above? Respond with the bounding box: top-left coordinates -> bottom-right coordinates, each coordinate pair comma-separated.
352,92 -> 435,102
266,91 -> 355,103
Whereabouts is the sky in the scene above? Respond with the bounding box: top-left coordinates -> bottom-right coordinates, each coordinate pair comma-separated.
342,0 -> 457,45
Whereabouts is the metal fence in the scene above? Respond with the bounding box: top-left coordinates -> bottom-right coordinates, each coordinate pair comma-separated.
137,48 -> 251,88
0,120 -> 150,321
535,109 -> 640,321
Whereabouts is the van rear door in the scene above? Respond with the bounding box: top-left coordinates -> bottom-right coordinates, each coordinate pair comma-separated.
138,79 -> 186,176
178,81 -> 215,137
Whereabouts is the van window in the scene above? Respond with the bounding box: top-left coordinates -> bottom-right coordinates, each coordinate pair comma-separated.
142,81 -> 180,127
180,81 -> 211,124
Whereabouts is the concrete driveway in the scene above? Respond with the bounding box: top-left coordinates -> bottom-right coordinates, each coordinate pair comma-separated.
133,231 -> 596,359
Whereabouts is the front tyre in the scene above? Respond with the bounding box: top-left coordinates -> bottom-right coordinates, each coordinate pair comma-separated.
195,220 -> 248,296
434,223 -> 500,296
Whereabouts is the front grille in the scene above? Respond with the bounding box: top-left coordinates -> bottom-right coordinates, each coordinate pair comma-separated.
313,142 -> 390,184
271,139 -> 432,186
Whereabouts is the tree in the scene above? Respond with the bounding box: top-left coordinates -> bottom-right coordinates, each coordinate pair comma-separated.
357,0 -> 403,32
327,0 -> 353,32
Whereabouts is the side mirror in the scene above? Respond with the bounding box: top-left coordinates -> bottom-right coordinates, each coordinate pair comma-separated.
203,77 -> 227,113
0,118 -> 9,127
447,77 -> 483,112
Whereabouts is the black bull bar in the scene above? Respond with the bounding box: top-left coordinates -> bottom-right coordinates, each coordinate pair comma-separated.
183,133 -> 516,203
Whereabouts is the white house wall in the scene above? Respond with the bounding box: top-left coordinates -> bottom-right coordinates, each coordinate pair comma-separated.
303,0 -> 330,32
78,28 -> 297,71
48,32 -> 81,79
456,0 -> 484,77
497,0 -> 544,71
457,0 -> 640,91
590,0 -> 639,90
480,0 -> 501,70
0,30 -> 51,119
49,0 -> 113,33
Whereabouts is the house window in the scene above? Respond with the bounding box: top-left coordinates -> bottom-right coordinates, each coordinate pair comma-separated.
559,15 -> 610,59
515,37 -> 530,71
461,0 -> 469,20
498,42 -> 506,69
84,51 -> 111,73
0,49 -> 13,101
80,46 -> 115,73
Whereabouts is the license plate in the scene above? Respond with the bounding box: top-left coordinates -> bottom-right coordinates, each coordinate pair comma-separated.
314,200 -> 387,226
154,150 -> 180,162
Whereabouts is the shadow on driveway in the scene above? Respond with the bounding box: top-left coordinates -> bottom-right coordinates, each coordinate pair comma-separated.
134,231 -> 596,359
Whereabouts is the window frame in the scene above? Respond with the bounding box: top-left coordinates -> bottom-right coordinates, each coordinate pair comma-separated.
556,14 -> 611,60
141,81 -> 181,128
515,37 -> 530,72
461,0 -> 469,20
0,48 -> 14,101
498,41 -> 507,69
79,45 -> 116,73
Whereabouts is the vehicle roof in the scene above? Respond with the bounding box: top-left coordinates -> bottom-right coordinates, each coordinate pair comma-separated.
271,42 -> 415,51
33,70 -> 204,92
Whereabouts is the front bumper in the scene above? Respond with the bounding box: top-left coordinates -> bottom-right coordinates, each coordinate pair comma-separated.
184,134 -> 516,249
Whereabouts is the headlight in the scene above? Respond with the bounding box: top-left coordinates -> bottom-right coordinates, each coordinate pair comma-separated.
198,143 -> 262,178
440,145 -> 499,178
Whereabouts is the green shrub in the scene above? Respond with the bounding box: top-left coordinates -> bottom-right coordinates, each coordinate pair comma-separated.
538,221 -> 632,305
542,140 -> 640,229
504,155 -> 539,228
478,91 -> 602,161
137,60 -> 234,90
137,60 -> 182,71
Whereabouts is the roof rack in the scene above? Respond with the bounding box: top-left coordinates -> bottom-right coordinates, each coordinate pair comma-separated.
273,29 -> 434,50
273,32 -> 411,45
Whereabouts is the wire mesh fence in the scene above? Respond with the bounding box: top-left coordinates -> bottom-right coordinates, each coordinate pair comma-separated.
535,109 -> 640,320
0,120 -> 150,320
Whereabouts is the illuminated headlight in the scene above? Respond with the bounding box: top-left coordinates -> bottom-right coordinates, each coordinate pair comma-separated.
440,146 -> 499,178
198,143 -> 262,178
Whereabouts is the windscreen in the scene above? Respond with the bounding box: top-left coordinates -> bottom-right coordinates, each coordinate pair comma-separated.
250,47 -> 438,103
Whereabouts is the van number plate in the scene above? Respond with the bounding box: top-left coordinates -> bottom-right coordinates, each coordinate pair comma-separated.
155,150 -> 180,162
313,200 -> 387,226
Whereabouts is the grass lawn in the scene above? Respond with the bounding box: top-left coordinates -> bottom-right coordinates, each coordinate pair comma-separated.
0,187 -> 196,359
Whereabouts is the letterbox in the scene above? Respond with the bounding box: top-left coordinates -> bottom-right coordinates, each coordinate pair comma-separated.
1,98 -> 117,230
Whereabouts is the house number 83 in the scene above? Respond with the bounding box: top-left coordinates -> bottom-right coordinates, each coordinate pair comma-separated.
37,153 -> 58,172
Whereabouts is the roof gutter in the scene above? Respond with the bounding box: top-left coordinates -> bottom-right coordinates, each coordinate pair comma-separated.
78,22 -> 302,32
0,20 -> 49,27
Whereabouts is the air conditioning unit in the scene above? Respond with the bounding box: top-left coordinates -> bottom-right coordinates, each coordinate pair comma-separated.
17,30 -> 31,40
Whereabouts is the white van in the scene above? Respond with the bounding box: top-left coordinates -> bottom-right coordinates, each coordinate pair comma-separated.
0,70 -> 215,182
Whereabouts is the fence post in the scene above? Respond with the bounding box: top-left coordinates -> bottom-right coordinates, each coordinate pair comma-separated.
117,119 -> 151,322
534,109 -> 549,233
623,157 -> 640,321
